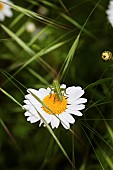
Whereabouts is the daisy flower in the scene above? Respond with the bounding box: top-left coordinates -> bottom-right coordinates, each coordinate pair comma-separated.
23,84 -> 87,129
0,0 -> 13,21
106,0 -> 113,27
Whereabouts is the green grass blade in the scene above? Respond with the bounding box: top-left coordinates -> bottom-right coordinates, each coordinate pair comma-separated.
0,88 -> 22,107
0,68 -> 27,91
0,118 -> 19,149
0,69 -> 25,95
81,121 -> 113,151
85,77 -> 113,90
100,149 -> 113,169
61,13 -> 96,39
96,107 -> 113,142
13,40 -> 68,76
59,34 -> 80,82
9,13 -> 25,27
81,126 -> 105,170
28,26 -> 48,46
1,24 -> 34,56
0,1 -> 69,30
9,5 -> 33,28
27,68 -> 49,85
1,24 -> 57,77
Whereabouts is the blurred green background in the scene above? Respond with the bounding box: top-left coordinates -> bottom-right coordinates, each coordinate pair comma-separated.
0,0 -> 113,169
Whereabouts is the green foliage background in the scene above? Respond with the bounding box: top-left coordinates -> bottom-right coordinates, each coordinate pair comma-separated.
0,0 -> 113,170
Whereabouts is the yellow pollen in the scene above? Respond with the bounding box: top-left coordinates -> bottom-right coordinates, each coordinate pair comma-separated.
42,94 -> 67,114
0,3 -> 4,11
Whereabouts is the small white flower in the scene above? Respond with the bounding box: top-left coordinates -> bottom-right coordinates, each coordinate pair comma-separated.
0,0 -> 13,21
23,85 -> 87,129
106,0 -> 113,27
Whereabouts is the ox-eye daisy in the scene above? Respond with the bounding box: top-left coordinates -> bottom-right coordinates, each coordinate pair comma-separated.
23,84 -> 87,129
0,0 -> 13,21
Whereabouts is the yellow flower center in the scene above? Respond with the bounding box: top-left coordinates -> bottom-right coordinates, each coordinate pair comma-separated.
0,3 -> 4,11
42,94 -> 67,114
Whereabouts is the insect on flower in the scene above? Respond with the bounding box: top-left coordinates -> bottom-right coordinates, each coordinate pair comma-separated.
23,81 -> 87,129
101,51 -> 112,62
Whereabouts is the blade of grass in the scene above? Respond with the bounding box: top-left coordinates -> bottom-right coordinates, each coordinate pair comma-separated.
96,107 -> 113,142
59,0 -> 71,16
1,24 -> 57,77
1,24 -> 34,56
85,77 -> 113,90
0,68 -> 27,90
80,121 -> 113,151
9,5 -> 33,28
81,126 -> 105,170
12,40 -> 68,76
0,88 -> 22,107
28,26 -> 48,46
27,68 -> 49,85
99,149 -> 113,169
61,13 -> 96,39
0,118 -> 19,149
0,68 -> 26,95
58,34 -> 80,82
0,1 -> 70,30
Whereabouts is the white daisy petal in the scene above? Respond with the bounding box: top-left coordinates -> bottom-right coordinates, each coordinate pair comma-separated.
43,114 -> 52,124
24,111 -> 31,116
51,116 -> 60,129
25,94 -> 40,105
27,116 -> 39,123
67,104 -> 85,111
62,112 -> 75,124
27,88 -> 43,98
68,98 -> 87,104
66,86 -> 82,94
70,90 -> 85,100
59,113 -> 72,129
61,119 -> 70,129
0,13 -> 5,21
66,109 -> 83,116
23,104 -> 36,111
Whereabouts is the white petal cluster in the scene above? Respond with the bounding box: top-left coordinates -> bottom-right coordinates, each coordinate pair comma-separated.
106,0 -> 113,27
23,85 -> 87,129
0,0 -> 13,21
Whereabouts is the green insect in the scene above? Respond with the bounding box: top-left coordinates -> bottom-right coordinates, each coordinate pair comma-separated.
52,79 -> 66,102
